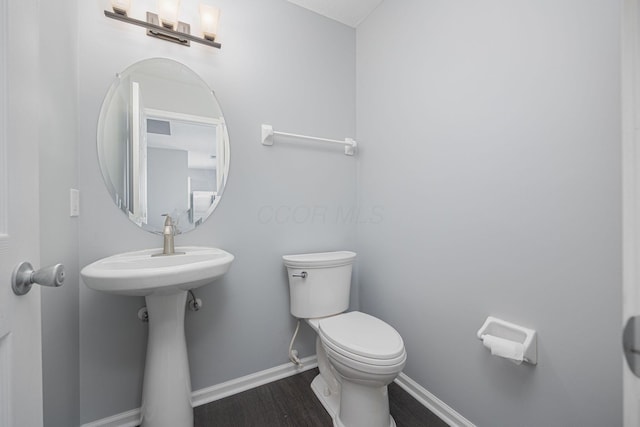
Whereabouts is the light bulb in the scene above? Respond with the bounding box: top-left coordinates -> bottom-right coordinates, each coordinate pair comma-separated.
111,0 -> 132,15
199,4 -> 220,41
158,0 -> 181,29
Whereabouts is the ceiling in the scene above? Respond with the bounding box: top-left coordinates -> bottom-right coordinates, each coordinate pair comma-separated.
286,0 -> 383,28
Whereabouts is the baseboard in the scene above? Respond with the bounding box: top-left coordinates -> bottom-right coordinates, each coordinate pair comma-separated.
394,372 -> 476,427
81,357 -> 472,427
191,355 -> 318,407
80,355 -> 318,427
80,408 -> 141,427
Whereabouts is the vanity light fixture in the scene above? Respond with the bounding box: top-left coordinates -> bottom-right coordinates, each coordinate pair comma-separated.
158,0 -> 181,29
105,0 -> 222,49
199,4 -> 220,42
110,0 -> 132,16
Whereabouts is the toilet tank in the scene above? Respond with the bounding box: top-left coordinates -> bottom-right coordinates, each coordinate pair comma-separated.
283,251 -> 356,319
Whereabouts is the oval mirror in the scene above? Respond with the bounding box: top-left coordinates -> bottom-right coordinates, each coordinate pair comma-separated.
97,58 -> 230,234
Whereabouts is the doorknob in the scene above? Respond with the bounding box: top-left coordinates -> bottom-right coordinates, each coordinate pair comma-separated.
623,315 -> 640,377
11,262 -> 65,296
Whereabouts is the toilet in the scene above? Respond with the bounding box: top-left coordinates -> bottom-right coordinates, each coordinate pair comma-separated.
283,251 -> 406,427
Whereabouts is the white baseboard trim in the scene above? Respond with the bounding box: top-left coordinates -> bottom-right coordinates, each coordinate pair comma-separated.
394,372 -> 476,427
191,355 -> 318,407
80,408 -> 141,427
81,358 -> 473,427
80,356 -> 318,427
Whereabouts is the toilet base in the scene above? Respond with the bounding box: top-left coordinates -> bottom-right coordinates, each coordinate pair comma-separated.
310,374 -> 396,427
311,374 -> 341,419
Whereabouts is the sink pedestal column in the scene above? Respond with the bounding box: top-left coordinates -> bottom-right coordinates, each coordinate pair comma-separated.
141,291 -> 193,427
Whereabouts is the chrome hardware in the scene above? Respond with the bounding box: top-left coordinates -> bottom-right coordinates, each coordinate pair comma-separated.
624,316 -> 640,377
12,262 -> 65,296
188,290 -> 202,311
162,214 -> 175,255
138,307 -> 149,323
103,10 -> 222,49
292,271 -> 308,279
152,214 -> 185,257
145,12 -> 191,47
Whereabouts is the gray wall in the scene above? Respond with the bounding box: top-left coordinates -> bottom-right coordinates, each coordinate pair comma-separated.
39,0 -> 80,426
78,0 -> 356,423
41,1 -> 624,425
356,1 -> 622,426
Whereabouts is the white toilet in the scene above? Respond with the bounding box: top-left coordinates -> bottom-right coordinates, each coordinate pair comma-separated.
283,251 -> 406,427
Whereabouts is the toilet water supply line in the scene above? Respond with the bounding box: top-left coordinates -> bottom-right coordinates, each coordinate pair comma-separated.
289,319 -> 303,367
188,289 -> 202,311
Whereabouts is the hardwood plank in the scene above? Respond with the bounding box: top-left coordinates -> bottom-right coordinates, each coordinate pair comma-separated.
389,382 -> 449,427
194,369 -> 447,427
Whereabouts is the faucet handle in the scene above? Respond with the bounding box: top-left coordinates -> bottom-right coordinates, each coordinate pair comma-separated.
161,213 -> 174,226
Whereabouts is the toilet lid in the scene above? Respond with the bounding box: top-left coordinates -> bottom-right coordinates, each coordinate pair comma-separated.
319,311 -> 404,360
283,251 -> 356,268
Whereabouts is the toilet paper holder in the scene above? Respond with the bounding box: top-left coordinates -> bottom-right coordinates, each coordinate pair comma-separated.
477,316 -> 537,365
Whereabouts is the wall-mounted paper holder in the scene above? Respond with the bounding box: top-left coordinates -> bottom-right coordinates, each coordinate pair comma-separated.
477,316 -> 537,365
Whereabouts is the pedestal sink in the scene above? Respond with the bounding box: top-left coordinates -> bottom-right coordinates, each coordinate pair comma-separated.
81,246 -> 234,427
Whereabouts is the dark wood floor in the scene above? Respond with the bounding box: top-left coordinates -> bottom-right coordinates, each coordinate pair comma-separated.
194,369 -> 448,427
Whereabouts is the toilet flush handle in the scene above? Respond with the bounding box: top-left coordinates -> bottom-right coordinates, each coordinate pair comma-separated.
292,271 -> 308,279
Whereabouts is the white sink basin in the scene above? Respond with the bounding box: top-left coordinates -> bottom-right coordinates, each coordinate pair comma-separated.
81,246 -> 234,296
81,246 -> 234,426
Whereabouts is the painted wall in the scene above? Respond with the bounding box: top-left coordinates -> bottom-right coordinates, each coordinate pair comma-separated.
43,1 -> 623,425
77,0 -> 356,423
356,1 -> 622,426
39,0 -> 80,426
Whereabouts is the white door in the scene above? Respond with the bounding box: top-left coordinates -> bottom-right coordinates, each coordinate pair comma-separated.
0,0 -> 43,426
623,0 -> 640,425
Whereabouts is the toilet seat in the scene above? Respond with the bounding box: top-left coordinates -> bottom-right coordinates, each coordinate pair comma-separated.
318,311 -> 406,368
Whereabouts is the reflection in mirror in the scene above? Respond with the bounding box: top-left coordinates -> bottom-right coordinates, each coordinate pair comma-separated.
97,58 -> 230,234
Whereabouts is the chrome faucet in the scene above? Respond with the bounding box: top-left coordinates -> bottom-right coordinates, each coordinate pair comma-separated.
162,214 -> 176,255
153,214 -> 184,256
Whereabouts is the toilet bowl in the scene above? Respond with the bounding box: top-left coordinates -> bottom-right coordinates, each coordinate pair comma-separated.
283,251 -> 406,427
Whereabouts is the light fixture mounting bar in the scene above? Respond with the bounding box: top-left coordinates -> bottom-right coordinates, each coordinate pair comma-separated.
104,10 -> 222,49
146,12 -> 191,46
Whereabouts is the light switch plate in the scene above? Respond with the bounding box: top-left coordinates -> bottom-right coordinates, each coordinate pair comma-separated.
70,189 -> 79,217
